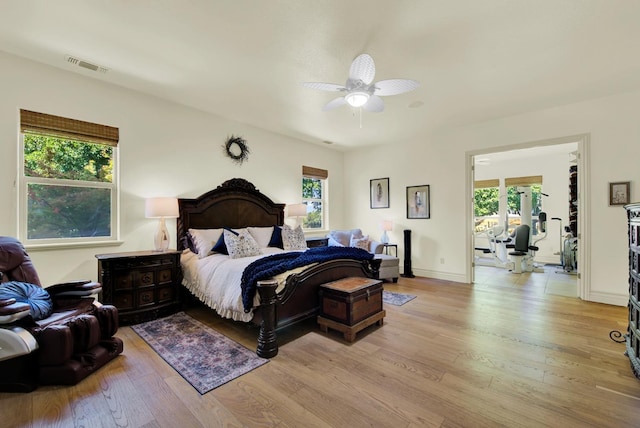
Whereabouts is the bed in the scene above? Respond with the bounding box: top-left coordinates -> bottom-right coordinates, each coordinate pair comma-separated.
177,178 -> 380,357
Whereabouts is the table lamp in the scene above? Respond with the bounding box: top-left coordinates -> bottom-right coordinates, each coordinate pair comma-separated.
380,220 -> 393,244
287,203 -> 307,228
145,197 -> 179,251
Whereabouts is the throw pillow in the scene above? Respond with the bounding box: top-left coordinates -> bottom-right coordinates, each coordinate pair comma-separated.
350,235 -> 371,251
211,228 -> 239,255
224,229 -> 261,259
268,226 -> 284,249
188,228 -> 223,258
248,226 -> 275,248
0,281 -> 53,320
282,225 -> 308,251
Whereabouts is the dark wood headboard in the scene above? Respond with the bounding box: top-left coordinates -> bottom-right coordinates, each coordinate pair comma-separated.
177,178 -> 285,251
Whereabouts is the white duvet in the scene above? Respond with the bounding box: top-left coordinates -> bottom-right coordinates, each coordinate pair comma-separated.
180,248 -> 311,322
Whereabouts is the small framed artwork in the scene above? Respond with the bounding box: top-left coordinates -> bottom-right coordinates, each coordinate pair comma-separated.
609,181 -> 630,206
407,185 -> 430,219
370,178 -> 390,209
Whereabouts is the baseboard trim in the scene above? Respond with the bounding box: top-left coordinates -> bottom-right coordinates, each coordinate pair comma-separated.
586,291 -> 627,307
403,268 -> 467,284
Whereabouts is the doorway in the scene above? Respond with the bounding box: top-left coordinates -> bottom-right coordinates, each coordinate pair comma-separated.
466,134 -> 589,299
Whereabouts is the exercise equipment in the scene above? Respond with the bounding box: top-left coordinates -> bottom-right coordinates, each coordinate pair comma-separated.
551,217 -> 578,273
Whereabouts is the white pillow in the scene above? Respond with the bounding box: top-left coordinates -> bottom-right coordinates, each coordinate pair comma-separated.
224,229 -> 261,259
188,228 -> 223,259
282,225 -> 308,251
350,235 -> 370,251
248,226 -> 275,248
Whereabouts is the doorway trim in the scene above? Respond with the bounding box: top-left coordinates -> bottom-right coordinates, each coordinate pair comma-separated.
465,133 -> 590,300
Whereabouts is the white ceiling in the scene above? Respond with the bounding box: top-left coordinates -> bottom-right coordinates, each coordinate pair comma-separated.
2,1 -> 640,150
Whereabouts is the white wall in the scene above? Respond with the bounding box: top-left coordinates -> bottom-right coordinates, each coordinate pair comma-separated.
0,52 -> 344,285
345,90 -> 640,305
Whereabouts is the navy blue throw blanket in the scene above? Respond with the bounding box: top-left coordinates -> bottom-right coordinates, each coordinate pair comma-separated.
241,246 -> 374,312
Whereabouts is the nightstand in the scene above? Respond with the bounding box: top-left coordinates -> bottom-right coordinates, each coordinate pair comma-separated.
96,250 -> 182,325
306,237 -> 329,248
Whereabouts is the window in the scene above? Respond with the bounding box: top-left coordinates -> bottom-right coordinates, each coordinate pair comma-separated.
301,166 -> 327,230
505,176 -> 543,235
474,179 -> 500,233
474,177 -> 544,235
19,110 -> 119,245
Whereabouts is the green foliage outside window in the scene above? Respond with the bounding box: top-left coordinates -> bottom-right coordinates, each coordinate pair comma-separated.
474,184 -> 543,233
474,184 -> 543,217
23,134 -> 113,240
302,177 -> 323,229
24,134 -> 113,182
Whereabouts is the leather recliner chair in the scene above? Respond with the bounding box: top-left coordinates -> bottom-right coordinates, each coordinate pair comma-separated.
0,236 -> 123,392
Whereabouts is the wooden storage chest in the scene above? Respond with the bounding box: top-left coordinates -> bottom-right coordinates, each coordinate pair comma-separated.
317,277 -> 385,342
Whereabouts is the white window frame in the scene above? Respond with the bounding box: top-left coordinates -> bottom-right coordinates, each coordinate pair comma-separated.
18,133 -> 119,248
302,176 -> 327,231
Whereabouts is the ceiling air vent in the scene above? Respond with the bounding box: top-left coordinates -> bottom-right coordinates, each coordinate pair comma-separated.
65,55 -> 109,73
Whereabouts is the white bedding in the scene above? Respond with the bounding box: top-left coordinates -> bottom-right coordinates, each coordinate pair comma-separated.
180,247 -> 311,322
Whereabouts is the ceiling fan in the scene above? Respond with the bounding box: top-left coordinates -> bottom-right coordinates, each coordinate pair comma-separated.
302,54 -> 419,113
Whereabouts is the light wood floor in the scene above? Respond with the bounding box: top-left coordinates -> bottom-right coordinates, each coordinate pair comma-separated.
2,269 -> 639,428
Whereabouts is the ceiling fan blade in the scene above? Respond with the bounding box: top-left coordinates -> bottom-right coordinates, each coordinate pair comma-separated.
374,79 -> 420,96
349,54 -> 376,85
322,97 -> 348,111
362,95 -> 384,113
302,82 -> 346,92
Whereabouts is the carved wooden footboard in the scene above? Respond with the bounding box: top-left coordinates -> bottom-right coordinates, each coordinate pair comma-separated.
254,258 -> 379,357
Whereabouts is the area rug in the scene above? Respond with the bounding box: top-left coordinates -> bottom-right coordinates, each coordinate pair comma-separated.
383,290 -> 417,306
131,312 -> 268,394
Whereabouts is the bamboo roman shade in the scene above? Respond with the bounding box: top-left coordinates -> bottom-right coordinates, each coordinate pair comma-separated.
474,179 -> 499,189
20,109 -> 119,147
504,175 -> 543,187
302,166 -> 328,179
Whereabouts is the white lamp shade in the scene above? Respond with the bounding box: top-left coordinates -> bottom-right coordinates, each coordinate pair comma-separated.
381,220 -> 393,231
145,197 -> 179,218
287,203 -> 307,218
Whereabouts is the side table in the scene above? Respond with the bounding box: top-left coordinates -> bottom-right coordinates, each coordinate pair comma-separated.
380,244 -> 398,257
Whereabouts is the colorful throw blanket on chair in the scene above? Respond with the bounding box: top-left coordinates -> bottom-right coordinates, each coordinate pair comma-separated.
241,246 -> 374,312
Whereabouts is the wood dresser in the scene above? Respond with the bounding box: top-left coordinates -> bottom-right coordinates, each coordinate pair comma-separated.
624,203 -> 640,379
317,277 -> 385,342
96,250 -> 182,325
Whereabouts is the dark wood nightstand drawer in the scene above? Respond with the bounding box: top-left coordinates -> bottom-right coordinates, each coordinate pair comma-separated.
114,273 -> 133,290
306,237 -> 328,248
96,250 -> 182,325
114,292 -> 134,310
158,268 -> 173,284
157,285 -> 175,303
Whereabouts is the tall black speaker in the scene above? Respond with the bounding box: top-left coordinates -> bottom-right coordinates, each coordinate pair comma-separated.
401,229 -> 415,278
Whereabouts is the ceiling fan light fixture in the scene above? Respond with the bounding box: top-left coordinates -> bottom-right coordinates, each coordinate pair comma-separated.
345,91 -> 369,107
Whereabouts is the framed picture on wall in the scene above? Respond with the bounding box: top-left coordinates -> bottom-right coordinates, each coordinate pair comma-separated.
370,178 -> 390,209
407,185 -> 430,219
609,181 -> 630,206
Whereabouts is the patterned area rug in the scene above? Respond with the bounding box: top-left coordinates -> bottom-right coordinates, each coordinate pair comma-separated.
383,290 -> 417,306
131,312 -> 268,394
